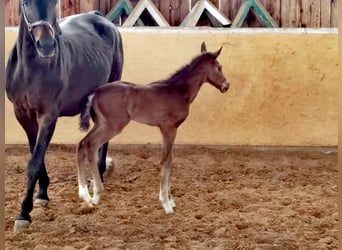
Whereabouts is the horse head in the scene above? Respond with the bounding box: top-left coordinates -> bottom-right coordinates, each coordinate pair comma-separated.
20,0 -> 62,58
201,42 -> 230,93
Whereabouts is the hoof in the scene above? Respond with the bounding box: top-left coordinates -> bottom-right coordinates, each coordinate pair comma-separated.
14,220 -> 31,233
162,203 -> 174,215
34,198 -> 49,207
78,202 -> 95,215
169,199 -> 176,208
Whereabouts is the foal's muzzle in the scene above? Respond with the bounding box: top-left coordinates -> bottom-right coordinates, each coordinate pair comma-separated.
220,81 -> 230,93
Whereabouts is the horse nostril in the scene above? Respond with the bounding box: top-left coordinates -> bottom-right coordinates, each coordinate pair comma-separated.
37,38 -> 55,48
221,83 -> 229,93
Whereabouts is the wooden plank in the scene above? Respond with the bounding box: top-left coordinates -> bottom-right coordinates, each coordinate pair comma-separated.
159,0 -> 171,24
219,0 -> 229,19
299,0 -> 310,27
99,0 -> 107,13
80,0 -> 95,13
310,0 -> 320,27
280,0 -> 290,26
231,1 -> 250,27
226,0 -> 242,20
76,0 -> 81,14
252,0 -> 278,27
320,0 -> 331,27
180,0 -> 190,23
289,0 -> 300,27
93,0 -> 100,10
330,0 -> 337,27
271,0 -> 281,26
7,0 -> 19,26
170,0 -> 182,26
106,0 -> 111,13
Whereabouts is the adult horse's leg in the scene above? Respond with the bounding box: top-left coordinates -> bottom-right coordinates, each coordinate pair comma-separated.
14,108 -> 50,207
97,141 -> 110,181
14,112 -> 58,232
159,126 -> 177,214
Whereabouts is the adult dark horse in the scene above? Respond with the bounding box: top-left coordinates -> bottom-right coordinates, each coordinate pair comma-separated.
6,0 -> 123,231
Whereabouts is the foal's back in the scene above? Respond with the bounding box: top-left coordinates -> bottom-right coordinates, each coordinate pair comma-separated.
93,81 -> 189,127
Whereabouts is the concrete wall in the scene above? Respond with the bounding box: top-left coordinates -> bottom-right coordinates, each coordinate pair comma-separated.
5,28 -> 338,146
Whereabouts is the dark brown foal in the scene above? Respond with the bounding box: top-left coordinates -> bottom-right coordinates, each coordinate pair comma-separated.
76,42 -> 230,214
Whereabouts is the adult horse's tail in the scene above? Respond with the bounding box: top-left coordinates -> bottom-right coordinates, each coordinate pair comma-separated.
80,94 -> 95,132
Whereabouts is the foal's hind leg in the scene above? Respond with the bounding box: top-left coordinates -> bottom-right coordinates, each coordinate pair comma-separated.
77,119 -> 129,207
159,126 -> 177,214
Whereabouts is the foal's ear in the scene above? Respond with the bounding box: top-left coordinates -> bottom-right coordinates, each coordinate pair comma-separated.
201,42 -> 207,53
213,46 -> 223,58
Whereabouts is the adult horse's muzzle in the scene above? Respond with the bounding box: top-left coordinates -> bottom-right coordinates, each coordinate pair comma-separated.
32,24 -> 57,58
220,81 -> 230,93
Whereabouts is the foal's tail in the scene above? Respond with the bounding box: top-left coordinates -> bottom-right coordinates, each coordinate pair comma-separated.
80,94 -> 95,132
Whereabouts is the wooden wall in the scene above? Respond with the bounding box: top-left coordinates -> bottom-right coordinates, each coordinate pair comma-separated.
5,0 -> 338,27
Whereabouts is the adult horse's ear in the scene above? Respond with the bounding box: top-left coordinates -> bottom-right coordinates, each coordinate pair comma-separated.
54,20 -> 62,35
213,46 -> 223,58
201,42 -> 207,53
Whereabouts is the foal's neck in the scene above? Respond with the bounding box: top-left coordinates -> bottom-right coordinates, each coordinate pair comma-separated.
179,63 -> 207,104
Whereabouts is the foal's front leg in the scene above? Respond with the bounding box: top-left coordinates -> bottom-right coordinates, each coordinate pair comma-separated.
159,126 -> 177,214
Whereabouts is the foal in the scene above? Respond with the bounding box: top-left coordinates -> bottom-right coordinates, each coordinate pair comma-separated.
77,42 -> 230,214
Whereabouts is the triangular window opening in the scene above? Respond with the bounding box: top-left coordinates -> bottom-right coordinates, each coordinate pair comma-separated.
242,8 -> 268,27
134,9 -> 159,26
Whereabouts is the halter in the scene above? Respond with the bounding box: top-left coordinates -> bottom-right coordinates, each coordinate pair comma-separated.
21,2 -> 56,38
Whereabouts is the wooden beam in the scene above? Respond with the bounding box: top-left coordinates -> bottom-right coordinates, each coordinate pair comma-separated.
231,0 -> 251,27
232,0 -> 278,27
181,0 -> 231,27
106,0 -> 144,25
123,0 -> 170,26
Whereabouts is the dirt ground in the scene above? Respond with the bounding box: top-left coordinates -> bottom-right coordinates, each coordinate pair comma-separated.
5,144 -> 337,249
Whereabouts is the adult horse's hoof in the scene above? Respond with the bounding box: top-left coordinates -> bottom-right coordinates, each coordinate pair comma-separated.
34,198 -> 49,207
14,220 -> 31,233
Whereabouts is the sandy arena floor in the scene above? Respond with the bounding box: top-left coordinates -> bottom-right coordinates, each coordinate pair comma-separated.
5,144 -> 337,249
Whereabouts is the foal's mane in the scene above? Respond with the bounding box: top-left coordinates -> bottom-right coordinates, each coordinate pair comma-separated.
162,52 -> 216,85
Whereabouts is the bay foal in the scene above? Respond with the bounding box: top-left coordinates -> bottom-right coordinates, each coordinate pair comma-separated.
77,42 -> 230,214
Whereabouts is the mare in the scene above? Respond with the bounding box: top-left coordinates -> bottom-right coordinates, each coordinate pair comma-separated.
76,42 -> 229,214
6,0 -> 123,231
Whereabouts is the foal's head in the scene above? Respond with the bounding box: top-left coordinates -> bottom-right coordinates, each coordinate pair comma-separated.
200,42 -> 230,93
20,0 -> 62,58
